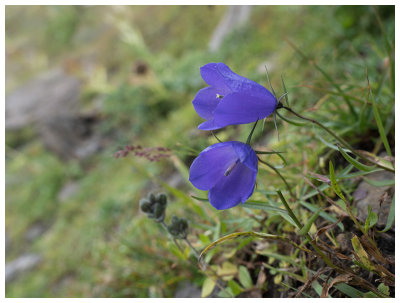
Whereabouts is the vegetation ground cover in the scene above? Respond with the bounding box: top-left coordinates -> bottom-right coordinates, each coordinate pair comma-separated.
5,5 -> 394,297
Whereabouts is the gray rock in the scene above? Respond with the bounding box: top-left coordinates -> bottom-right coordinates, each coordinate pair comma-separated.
5,254 -> 42,283
174,281 -> 202,298
39,114 -> 101,160
24,223 -> 48,242
354,170 -> 395,230
5,68 -> 81,130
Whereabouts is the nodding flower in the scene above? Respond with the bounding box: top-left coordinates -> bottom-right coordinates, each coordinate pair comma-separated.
192,62 -> 277,130
189,141 -> 258,210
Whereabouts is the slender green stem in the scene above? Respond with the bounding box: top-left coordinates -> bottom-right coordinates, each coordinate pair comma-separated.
160,221 -> 183,252
184,236 -> 200,258
281,106 -> 394,173
258,157 -> 295,199
277,191 -> 336,268
246,119 -> 259,145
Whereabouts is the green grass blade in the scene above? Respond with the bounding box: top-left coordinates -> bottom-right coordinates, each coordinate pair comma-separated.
301,183 -> 330,201
242,200 -> 289,214
337,169 -> 384,179
364,205 -> 378,232
264,65 -> 276,97
337,145 -> 376,172
299,208 -> 321,236
329,161 -> 346,201
281,74 -> 289,106
238,266 -> 253,289
362,177 -> 395,187
371,93 -> 392,157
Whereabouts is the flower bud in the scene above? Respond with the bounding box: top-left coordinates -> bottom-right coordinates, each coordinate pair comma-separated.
153,203 -> 166,222
167,216 -> 188,238
157,193 -> 167,206
148,193 -> 157,204
139,198 -> 151,213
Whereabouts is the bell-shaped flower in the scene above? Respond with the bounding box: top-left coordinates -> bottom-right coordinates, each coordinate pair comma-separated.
189,141 -> 258,210
192,62 -> 277,130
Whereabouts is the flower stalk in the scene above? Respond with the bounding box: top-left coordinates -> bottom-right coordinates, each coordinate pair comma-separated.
258,157 -> 295,200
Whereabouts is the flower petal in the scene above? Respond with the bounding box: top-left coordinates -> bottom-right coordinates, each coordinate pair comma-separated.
213,92 -> 277,127
189,142 -> 238,191
231,141 -> 258,172
205,63 -> 275,98
200,63 -> 230,94
208,162 -> 257,210
197,118 -> 227,131
192,86 -> 222,120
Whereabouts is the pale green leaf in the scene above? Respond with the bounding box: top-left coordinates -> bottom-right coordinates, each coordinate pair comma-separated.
238,266 -> 253,289
201,277 -> 216,298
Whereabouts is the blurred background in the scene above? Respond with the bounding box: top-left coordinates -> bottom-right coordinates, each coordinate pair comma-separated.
5,5 -> 394,298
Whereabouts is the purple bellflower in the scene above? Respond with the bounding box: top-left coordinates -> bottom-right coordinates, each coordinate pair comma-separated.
192,62 -> 278,130
189,141 -> 258,210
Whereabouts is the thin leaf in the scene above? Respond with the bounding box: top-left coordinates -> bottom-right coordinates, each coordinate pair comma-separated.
299,208 -> 321,236
333,283 -> 363,298
273,111 -> 280,141
191,195 -> 209,202
311,281 -> 328,297
351,235 -> 375,271
201,277 -> 216,298
241,200 -> 288,214
364,205 -> 378,232
257,150 -> 288,168
228,280 -> 243,296
217,287 -> 233,298
262,262 -> 306,283
362,177 -> 395,187
328,161 -> 346,202
238,266 -> 253,289
371,93 -> 392,157
337,168 -> 384,179
338,145 -> 376,172
264,65 -> 276,97
356,150 -> 394,171
301,183 -> 330,201
281,74 -> 289,106
377,283 -> 390,296
315,131 -> 351,153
